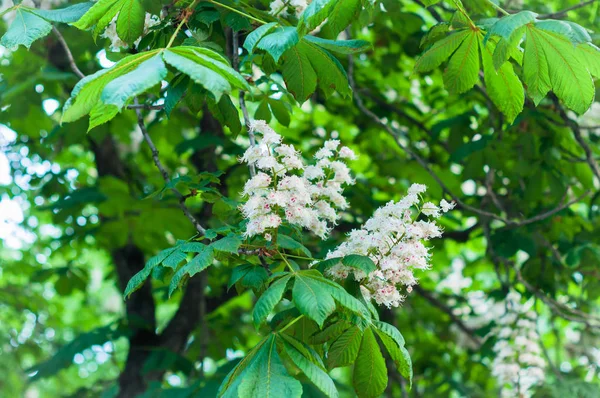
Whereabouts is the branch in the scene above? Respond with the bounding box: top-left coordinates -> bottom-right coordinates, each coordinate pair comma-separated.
540,0 -> 597,19
413,285 -> 482,346
133,99 -> 206,235
232,31 -> 256,177
52,27 -> 85,80
127,104 -> 165,110
348,55 -> 588,227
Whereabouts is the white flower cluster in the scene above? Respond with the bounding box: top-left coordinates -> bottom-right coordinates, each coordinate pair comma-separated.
458,291 -> 546,397
101,13 -> 161,52
491,293 -> 546,397
240,120 -> 356,239
326,184 -> 455,308
269,0 -> 309,18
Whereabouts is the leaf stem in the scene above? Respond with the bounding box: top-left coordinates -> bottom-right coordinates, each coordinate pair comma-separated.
166,0 -> 201,48
278,315 -> 304,333
276,250 -> 296,272
281,253 -> 318,261
206,0 -> 267,25
485,0 -> 510,16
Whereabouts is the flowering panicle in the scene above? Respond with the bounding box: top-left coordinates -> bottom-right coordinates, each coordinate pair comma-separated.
239,120 -> 356,239
325,184 -> 455,308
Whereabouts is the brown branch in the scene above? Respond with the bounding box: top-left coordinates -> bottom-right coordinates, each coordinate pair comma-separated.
133,99 -> 206,235
540,0 -> 597,19
52,27 -> 85,80
127,104 -> 165,110
413,285 -> 482,346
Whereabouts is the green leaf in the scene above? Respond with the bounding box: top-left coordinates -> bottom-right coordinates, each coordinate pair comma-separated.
341,255 -> 377,274
444,31 -> 479,94
165,75 -> 189,117
268,99 -> 291,126
531,28 -> 595,114
168,247 -> 214,296
374,328 -> 412,386
282,337 -> 338,398
276,234 -> 311,257
244,22 -> 278,53
576,43 -> 600,79
163,49 -> 230,101
88,103 -> 119,131
92,0 -> 123,38
485,11 -> 537,41
101,54 -> 167,109
281,45 -> 318,102
292,273 -> 336,327
257,27 -> 300,63
253,275 -> 292,327
237,335 -> 303,398
320,0 -> 361,38
29,2 -> 94,23
323,284 -> 371,319
211,234 -> 243,254
492,26 -> 526,70
218,337 -> 270,398
536,20 -> 591,44
62,51 -> 159,123
73,0 -> 121,30
124,262 -> 155,297
255,99 -> 272,122
298,0 -> 336,36
523,26 -> 551,105
372,321 -> 406,347
326,325 -> 363,368
480,36 -> 524,123
414,30 -> 469,73
0,9 -> 52,50
353,327 -> 388,398
301,41 -> 351,99
420,22 -> 450,48
309,320 -> 350,345
303,36 -> 371,54
116,0 -> 145,44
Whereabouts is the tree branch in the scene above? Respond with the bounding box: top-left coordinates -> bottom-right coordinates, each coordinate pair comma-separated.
540,0 -> 597,19
52,27 -> 85,80
133,99 -> 206,235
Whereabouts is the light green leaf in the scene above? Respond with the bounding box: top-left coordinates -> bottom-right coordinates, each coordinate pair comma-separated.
298,0 -> 336,36
162,49 -> 230,101
237,335 -> 303,398
485,11 -> 537,41
276,234 -> 311,257
257,27 -> 300,63
414,30 -> 469,73
73,0 -> 121,30
88,103 -> 119,131
353,327 -> 388,398
536,20 -> 591,44
292,273 -> 336,327
0,9 -> 52,50
480,36 -> 524,123
281,45 -> 318,102
421,0 -> 441,5
320,0 -> 361,38
253,275 -> 292,327
168,247 -> 214,296
303,36 -> 371,54
533,28 -> 595,114
62,50 -> 159,123
218,337 -> 270,398
244,22 -> 278,53
372,321 -> 406,347
282,337 -> 338,398
30,2 -> 94,23
326,326 -> 362,368
101,54 -> 167,109
443,31 -> 479,94
492,26 -> 525,70
523,26 -> 551,105
92,0 -> 123,39
116,0 -> 145,44
420,22 -> 450,48
576,43 -> 600,79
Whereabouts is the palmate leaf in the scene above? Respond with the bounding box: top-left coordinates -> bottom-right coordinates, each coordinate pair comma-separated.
73,0 -> 122,30
292,272 -> 336,327
237,335 -> 303,398
256,26 -> 300,63
480,36 -> 524,124
353,327 -> 388,398
281,335 -> 338,398
443,30 -> 479,94
281,44 -> 318,102
168,246 -> 215,296
484,10 -> 537,41
298,0 -> 338,36
0,8 -> 52,50
62,46 -> 247,128
244,22 -> 278,53
414,30 -> 470,73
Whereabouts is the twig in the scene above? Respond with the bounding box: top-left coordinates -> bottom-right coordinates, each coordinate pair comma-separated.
540,0 -> 597,19
127,104 -> 165,110
133,98 -> 206,235
52,27 -> 85,79
413,285 -> 482,346
232,31 -> 256,177
348,54 -> 588,227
